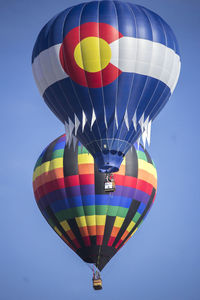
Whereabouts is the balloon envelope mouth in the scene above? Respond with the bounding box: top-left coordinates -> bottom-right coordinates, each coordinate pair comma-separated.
94,150 -> 124,173
98,165 -> 119,173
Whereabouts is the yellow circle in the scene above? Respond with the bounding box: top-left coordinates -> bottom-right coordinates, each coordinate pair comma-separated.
74,37 -> 111,73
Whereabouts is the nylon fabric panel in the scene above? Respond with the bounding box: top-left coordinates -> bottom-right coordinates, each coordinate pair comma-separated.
32,1 -> 180,173
33,134 -> 157,271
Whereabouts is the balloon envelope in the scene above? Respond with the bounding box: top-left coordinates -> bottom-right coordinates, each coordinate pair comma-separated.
32,1 -> 180,172
33,134 -> 157,271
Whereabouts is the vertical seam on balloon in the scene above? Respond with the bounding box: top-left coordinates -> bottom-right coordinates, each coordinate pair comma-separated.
107,151 -> 128,247
113,145 -> 141,248
78,3 -> 104,154
61,6 -> 94,148
98,0 -> 109,150
62,139 -> 85,250
114,2 -> 137,152
47,9 -> 73,120
76,142 -> 92,248
139,8 -> 168,124
76,2 -> 93,248
138,144 -> 155,225
118,187 -> 156,250
117,5 -> 153,153
143,11 -> 173,122
43,139 -> 77,250
62,5 -> 100,156
110,0 -> 121,153
45,9 -> 74,124
36,25 -> 64,123
122,7 -> 159,151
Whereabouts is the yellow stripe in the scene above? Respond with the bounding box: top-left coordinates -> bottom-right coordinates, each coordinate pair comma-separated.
96,215 -> 106,226
121,156 -> 126,166
60,220 -> 70,231
114,216 -> 124,228
138,159 -> 157,178
85,215 -> 96,226
33,161 -> 50,181
75,216 -> 87,228
126,221 -> 136,233
130,227 -> 138,237
33,158 -> 63,180
78,153 -> 94,164
54,226 -> 62,236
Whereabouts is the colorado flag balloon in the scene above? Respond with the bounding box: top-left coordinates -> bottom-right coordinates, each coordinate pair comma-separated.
32,1 -> 181,173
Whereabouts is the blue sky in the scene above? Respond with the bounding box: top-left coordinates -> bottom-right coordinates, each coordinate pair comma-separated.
0,0 -> 199,299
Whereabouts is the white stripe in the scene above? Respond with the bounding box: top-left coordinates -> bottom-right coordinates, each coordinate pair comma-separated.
32,38 -> 180,96
82,110 -> 87,132
64,122 -> 69,146
32,44 -> 68,95
124,109 -> 129,130
147,119 -> 152,146
91,109 -> 96,129
110,37 -> 181,93
74,114 -> 80,136
132,112 -> 137,131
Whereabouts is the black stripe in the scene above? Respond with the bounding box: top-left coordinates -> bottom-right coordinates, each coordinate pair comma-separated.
94,163 -> 106,194
67,218 -> 86,249
63,143 -> 78,176
102,216 -> 116,246
76,245 -> 117,271
46,206 -> 77,250
140,145 -> 153,164
116,188 -> 156,250
144,148 -> 153,164
112,199 -> 140,247
125,147 -> 138,177
41,136 -> 62,163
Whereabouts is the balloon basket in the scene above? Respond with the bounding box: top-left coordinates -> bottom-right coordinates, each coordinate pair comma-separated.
93,278 -> 102,290
104,173 -> 116,193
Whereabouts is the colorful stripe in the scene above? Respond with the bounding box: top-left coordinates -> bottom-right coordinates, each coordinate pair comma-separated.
33,134 -> 157,270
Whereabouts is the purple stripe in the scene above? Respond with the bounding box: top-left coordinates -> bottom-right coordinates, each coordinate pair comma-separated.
114,185 -> 150,205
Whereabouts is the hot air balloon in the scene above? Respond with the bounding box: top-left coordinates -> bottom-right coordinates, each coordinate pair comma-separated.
32,1 -> 180,173
33,134 -> 157,289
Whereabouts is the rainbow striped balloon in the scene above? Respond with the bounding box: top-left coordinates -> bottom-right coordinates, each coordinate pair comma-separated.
33,134 -> 157,271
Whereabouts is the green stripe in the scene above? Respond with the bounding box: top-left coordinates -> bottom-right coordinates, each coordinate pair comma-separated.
51,149 -> 64,159
152,160 -> 156,168
78,146 -> 88,154
132,212 -> 141,223
55,205 -> 129,221
136,151 -> 148,162
34,156 -> 43,170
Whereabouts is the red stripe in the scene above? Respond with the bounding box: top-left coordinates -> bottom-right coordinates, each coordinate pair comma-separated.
73,239 -> 81,249
79,174 -> 94,185
107,236 -> 115,247
114,175 -> 153,195
115,239 -> 123,249
64,175 -> 80,187
83,236 -> 91,247
96,235 -> 103,246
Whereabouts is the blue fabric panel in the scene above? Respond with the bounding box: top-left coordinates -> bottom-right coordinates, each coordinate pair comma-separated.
32,1 -> 180,61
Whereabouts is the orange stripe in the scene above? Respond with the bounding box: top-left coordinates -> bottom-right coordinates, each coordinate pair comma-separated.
79,226 -> 90,237
96,225 -> 105,236
138,170 -> 157,189
33,168 -> 64,190
78,164 -> 94,175
117,164 -> 125,175
110,226 -> 120,237
87,225 -> 96,236
67,230 -> 76,241
121,230 -> 129,241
